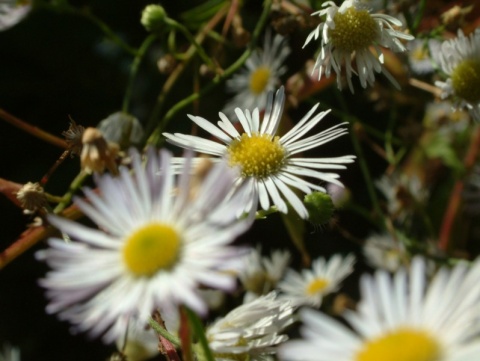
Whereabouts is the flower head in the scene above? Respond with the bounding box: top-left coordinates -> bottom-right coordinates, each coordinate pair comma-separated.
435,29 -> 480,120
278,254 -> 355,307
239,247 -> 291,301
37,148 -> 252,343
205,292 -> 295,361
279,257 -> 480,361
363,233 -> 406,272
163,87 -> 355,219
223,32 -> 290,117
303,0 -> 413,92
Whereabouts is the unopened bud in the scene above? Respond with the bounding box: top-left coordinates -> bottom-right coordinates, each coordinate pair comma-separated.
303,191 -> 335,225
141,4 -> 166,32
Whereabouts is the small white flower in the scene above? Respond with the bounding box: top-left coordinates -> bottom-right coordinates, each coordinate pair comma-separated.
206,292 -> 295,361
223,32 -> 291,117
279,257 -> 480,361
0,0 -> 31,31
407,39 -> 439,75
435,29 -> 480,120
363,233 -> 406,272
278,254 -> 355,307
239,247 -> 291,301
37,148 -> 252,343
303,0 -> 414,92
163,87 -> 355,219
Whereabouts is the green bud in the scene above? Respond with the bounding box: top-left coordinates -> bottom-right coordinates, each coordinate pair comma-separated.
304,191 -> 335,225
141,4 -> 166,32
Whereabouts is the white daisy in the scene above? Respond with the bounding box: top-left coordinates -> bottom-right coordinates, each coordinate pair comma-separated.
223,31 -> 291,117
163,87 -> 356,219
363,233 -> 406,272
435,29 -> 480,120
0,0 -> 31,31
279,256 -> 480,361
205,292 -> 295,361
37,148 -> 252,343
277,254 -> 355,307
239,247 -> 291,301
303,0 -> 414,92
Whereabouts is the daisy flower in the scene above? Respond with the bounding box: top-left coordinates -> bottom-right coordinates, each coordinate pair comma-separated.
163,87 -> 356,219
239,247 -> 291,301
303,0 -> 414,92
37,148 -> 252,343
363,233 -> 406,272
279,257 -> 480,361
277,254 -> 355,307
205,292 -> 295,361
435,29 -> 480,120
223,32 -> 291,117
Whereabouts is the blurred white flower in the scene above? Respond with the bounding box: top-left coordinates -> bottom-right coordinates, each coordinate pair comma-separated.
363,233 -> 406,272
278,254 -> 355,307
435,29 -> 480,120
0,1 -> 31,31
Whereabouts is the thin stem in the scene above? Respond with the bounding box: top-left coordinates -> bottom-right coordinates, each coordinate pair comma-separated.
185,308 -> 215,361
147,0 -> 273,145
53,171 -> 90,214
438,125 -> 480,252
165,18 -> 215,69
0,108 -> 67,149
412,0 -> 427,34
149,318 -> 181,348
143,4 -> 229,140
122,34 -> 158,112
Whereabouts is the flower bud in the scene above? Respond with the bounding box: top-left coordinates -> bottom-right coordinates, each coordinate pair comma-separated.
141,5 -> 166,32
303,191 -> 335,225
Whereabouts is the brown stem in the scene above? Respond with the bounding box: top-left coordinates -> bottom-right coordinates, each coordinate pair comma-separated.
438,125 -> 480,252
0,108 -> 67,149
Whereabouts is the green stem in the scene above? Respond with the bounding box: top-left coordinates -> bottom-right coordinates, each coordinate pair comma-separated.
146,0 -> 273,145
185,308 -> 215,361
149,318 -> 181,347
53,171 -> 90,214
166,18 -> 215,69
412,0 -> 427,34
122,34 -> 158,112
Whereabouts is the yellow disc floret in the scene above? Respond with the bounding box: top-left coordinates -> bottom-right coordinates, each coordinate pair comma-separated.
330,7 -> 379,53
123,223 -> 181,277
451,58 -> 480,103
355,328 -> 442,361
227,133 -> 285,179
306,278 -> 330,295
249,66 -> 271,95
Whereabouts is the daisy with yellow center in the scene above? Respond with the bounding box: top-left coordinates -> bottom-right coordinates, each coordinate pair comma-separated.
303,0 -> 413,92
163,87 -> 355,219
279,257 -> 480,361
277,254 -> 355,307
37,148 -> 252,343
435,29 -> 480,121
222,32 -> 291,117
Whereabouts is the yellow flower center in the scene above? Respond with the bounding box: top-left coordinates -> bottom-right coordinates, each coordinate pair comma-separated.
330,7 -> 379,53
355,328 -> 442,361
249,66 -> 271,95
451,58 -> 480,104
306,278 -> 330,295
227,133 -> 285,179
122,223 -> 181,277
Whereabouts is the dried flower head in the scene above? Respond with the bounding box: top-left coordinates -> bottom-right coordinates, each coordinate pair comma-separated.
16,182 -> 48,214
80,127 -> 119,174
62,119 -> 85,157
